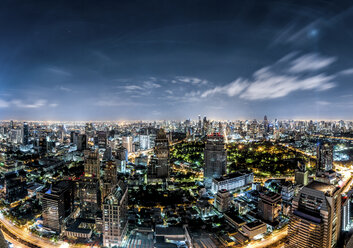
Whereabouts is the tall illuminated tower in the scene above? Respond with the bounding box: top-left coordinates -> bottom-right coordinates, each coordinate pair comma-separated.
287,181 -> 342,248
22,122 -> 29,145
204,133 -> 227,189
154,128 -> 169,178
103,182 -> 128,247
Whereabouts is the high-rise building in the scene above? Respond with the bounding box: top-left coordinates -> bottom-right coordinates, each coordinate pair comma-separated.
70,131 -> 79,144
295,161 -> 309,186
79,178 -> 101,219
97,131 -> 107,148
4,169 -> 27,203
77,134 -> 87,151
139,135 -> 150,150
84,149 -> 100,177
258,192 -> 281,222
281,181 -> 295,202
214,189 -> 232,212
204,133 -> 227,189
316,143 -> 334,174
122,136 -> 133,153
341,190 -> 353,232
154,128 -> 169,178
42,181 -> 74,233
115,146 -> 127,173
287,181 -> 342,248
103,182 -> 128,248
22,122 -> 29,145
10,129 -> 22,144
101,160 -> 117,201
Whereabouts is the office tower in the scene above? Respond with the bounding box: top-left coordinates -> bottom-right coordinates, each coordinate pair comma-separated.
103,182 -> 128,248
10,129 -> 22,144
42,181 -> 74,233
214,189 -> 232,212
122,136 -> 133,153
202,116 -> 208,135
79,178 -> 101,219
341,191 -> 353,232
316,143 -> 334,174
9,120 -> 14,129
101,160 -> 118,201
139,134 -> 150,150
84,149 -> 100,178
115,146 -> 127,173
22,122 -> 29,145
295,161 -> 309,186
258,192 -> 281,222
281,181 -> 294,202
76,134 -> 87,151
263,115 -> 269,133
103,146 -> 113,161
198,115 -> 201,130
97,131 -> 107,148
70,131 -> 79,144
4,169 -> 27,203
154,128 -> 169,178
287,181 -> 342,248
204,133 -> 227,189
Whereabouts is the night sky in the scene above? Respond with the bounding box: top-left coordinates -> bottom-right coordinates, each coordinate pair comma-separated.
1,0 -> 353,121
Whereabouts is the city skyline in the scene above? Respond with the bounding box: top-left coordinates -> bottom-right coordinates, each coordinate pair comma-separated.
0,0 -> 353,120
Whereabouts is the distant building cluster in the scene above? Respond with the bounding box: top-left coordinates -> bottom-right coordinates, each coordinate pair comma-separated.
0,117 -> 353,248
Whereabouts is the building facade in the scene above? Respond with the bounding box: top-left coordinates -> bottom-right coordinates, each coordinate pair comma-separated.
204,133 -> 227,188
287,181 -> 342,248
42,181 -> 74,233
212,171 -> 253,193
103,182 -> 128,247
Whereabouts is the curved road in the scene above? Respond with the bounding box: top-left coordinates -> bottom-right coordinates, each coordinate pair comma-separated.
0,212 -> 66,248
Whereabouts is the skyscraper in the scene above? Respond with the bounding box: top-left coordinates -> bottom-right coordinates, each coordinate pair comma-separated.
97,131 -> 107,148
122,136 -> 133,153
204,133 -> 227,188
42,181 -> 74,233
79,178 -> 101,219
154,128 -> 169,178
103,181 -> 128,247
316,143 -> 334,174
214,189 -> 232,212
258,192 -> 281,222
77,134 -> 87,151
101,160 -> 117,201
287,181 -> 342,248
115,146 -> 127,173
22,122 -> 29,145
295,161 -> 309,186
84,149 -> 100,178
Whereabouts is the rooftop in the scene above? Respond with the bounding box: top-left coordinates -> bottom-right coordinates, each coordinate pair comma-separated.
306,181 -> 337,194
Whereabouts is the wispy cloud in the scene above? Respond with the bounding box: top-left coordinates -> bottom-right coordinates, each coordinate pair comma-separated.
118,77 -> 161,96
0,99 -> 9,108
0,98 -> 56,108
289,53 -> 336,73
316,100 -> 330,106
12,99 -> 47,108
175,76 -> 208,85
59,86 -> 72,92
338,68 -> 353,75
201,79 -> 248,98
200,52 -> 338,101
95,99 -> 146,107
240,70 -> 335,100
